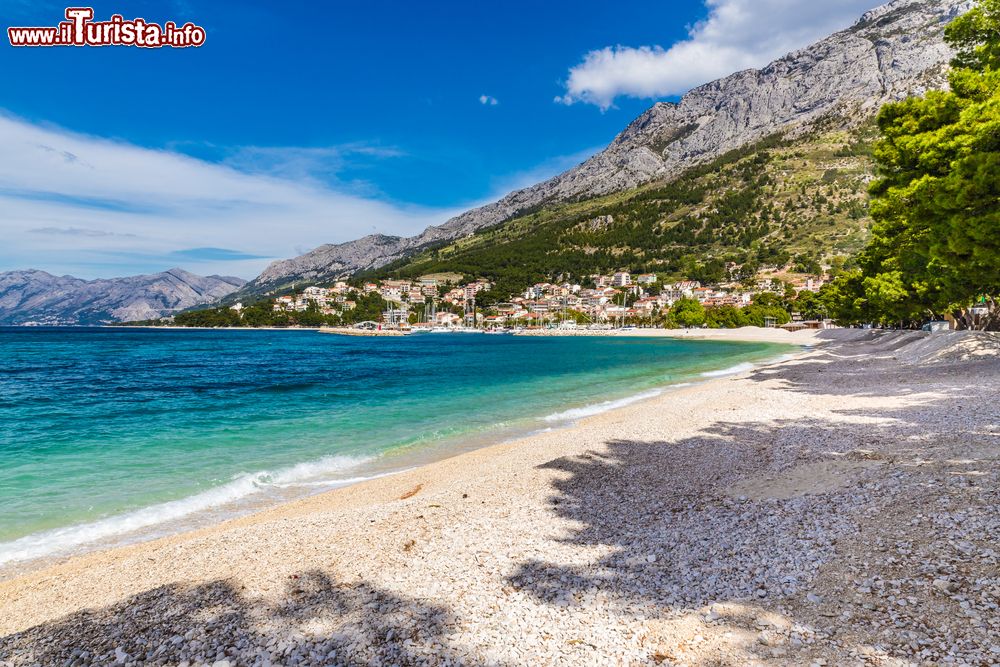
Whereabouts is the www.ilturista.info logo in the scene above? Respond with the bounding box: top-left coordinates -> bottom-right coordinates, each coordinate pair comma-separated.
8,7 -> 206,48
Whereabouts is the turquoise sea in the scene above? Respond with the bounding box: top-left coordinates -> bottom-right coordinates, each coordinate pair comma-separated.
0,327 -> 793,568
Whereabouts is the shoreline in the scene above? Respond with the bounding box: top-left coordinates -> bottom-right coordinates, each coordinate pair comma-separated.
0,342 -> 808,584
0,331 -> 802,579
19,323 -> 829,344
4,329 -> 995,665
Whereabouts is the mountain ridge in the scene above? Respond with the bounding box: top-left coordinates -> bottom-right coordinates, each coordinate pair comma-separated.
232,0 -> 971,300
0,268 -> 246,325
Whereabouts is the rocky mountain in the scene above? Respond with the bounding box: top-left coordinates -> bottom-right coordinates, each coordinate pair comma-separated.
0,268 -> 246,325
232,0 -> 971,299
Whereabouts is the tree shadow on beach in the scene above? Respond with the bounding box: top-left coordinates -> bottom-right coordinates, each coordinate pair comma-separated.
0,569 -> 498,666
510,421 -> 870,606
749,329 -> 1000,400
507,345 -> 1000,664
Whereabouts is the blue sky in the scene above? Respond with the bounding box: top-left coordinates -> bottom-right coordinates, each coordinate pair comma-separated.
1,0 -> 877,278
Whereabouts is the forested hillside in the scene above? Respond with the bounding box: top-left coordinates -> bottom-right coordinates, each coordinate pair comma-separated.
367,121 -> 878,301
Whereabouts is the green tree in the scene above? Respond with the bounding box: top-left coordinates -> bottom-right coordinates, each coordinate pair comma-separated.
742,304 -> 790,327
794,290 -> 827,320
705,304 -> 748,328
861,0 -> 1000,329
819,271 -> 866,325
341,291 -> 389,324
669,298 -> 706,328
827,255 -> 848,279
752,292 -> 783,308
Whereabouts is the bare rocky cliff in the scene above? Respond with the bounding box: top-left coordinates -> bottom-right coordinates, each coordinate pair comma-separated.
0,268 -> 247,325
238,0 -> 970,297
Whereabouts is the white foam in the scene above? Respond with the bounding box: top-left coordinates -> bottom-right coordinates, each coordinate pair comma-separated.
267,455 -> 371,487
700,362 -> 756,377
543,388 -> 665,423
0,454 -> 373,567
768,353 -> 798,364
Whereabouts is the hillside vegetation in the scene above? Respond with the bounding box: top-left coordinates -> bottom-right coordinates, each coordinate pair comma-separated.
827,0 -> 1000,330
366,121 -> 878,300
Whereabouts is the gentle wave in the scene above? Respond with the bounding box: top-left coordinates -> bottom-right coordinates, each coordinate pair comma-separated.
767,353 -> 798,364
0,454 -> 373,567
543,388 -> 667,423
700,362 -> 756,377
546,351 -> 799,424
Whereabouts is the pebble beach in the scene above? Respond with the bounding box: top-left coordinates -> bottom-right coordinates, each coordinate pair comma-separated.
1,328 -> 998,666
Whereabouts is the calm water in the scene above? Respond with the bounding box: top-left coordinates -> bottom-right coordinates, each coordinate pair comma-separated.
0,327 -> 791,566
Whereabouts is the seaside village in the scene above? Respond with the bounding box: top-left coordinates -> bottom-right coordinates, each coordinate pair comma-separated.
267,268 -> 833,332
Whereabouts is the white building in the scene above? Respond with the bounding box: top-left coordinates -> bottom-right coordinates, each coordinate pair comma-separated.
612,272 -> 632,287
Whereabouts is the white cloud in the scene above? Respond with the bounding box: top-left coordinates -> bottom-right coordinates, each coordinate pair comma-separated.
556,0 -> 878,109
479,94 -> 499,106
0,112 -> 467,279
0,113 -> 601,280
221,143 -> 406,186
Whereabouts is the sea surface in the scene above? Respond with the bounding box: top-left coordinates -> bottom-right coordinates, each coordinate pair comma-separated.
0,327 -> 793,569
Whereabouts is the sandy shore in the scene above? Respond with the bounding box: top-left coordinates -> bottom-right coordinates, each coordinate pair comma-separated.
2,329 -> 998,666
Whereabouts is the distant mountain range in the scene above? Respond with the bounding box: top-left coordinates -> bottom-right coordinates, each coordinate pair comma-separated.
0,268 -> 246,326
227,0 -> 971,301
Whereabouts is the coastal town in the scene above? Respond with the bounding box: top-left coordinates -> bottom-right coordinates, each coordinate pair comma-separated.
263,268 -> 832,332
